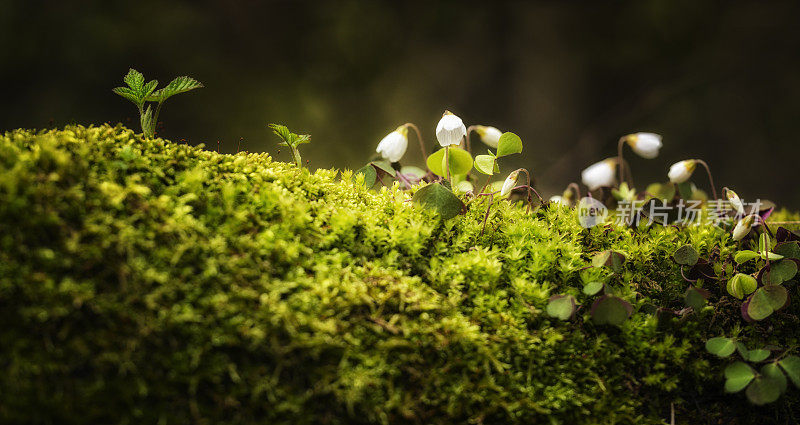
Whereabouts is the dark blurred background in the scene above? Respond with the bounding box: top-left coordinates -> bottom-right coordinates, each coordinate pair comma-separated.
2,0 -> 799,207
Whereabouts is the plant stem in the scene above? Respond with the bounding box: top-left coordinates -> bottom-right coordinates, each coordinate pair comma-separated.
445,146 -> 452,187
290,146 -> 302,168
465,125 -> 476,155
567,182 -> 582,201
403,123 -> 427,160
617,136 -> 626,185
695,159 -> 717,200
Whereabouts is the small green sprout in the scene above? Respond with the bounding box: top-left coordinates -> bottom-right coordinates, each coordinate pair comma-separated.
268,124 -> 311,168
113,68 -> 203,138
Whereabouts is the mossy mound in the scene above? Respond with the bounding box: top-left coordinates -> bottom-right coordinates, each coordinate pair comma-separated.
1,125 -> 798,424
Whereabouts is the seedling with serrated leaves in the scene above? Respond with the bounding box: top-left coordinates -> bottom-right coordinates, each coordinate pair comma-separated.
113,68 -> 203,138
268,124 -> 311,168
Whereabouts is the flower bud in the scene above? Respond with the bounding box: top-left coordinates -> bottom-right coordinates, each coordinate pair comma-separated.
668,160 -> 697,184
581,159 -> 617,191
732,214 -> 756,241
474,125 -> 502,149
375,125 -> 409,163
436,111 -> 467,147
501,170 -> 520,196
624,132 -> 662,159
724,187 -> 744,215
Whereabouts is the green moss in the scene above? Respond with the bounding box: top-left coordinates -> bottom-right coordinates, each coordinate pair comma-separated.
0,124 -> 797,424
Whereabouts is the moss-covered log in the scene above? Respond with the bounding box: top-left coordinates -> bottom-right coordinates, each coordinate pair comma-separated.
0,125 -> 798,424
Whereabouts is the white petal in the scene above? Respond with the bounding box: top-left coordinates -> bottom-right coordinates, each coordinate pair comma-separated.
629,132 -> 662,159
732,215 -> 756,241
581,159 -> 616,191
477,126 -> 502,148
436,113 -> 467,147
668,160 -> 696,184
376,128 -> 408,163
501,170 -> 519,196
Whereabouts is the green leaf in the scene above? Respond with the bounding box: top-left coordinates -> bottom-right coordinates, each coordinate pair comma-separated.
774,242 -> 800,259
685,287 -> 708,310
724,362 -> 755,393
759,232 -> 771,254
706,337 -> 736,358
676,181 -> 693,199
726,273 -> 757,299
142,79 -> 158,99
762,259 -> 798,285
370,160 -> 396,177
744,349 -> 771,363
546,294 -> 577,320
148,75 -> 203,102
426,147 -> 474,177
123,68 -> 145,92
412,182 -> 464,220
746,376 -> 783,405
583,281 -> 604,296
592,250 -> 626,273
400,166 -> 426,180
590,296 -> 632,326
734,250 -> 760,264
747,285 -> 788,321
645,182 -> 675,201
112,87 -> 141,105
778,355 -> 800,388
354,164 -> 377,188
140,105 -> 155,138
474,154 -> 496,175
673,244 -> 699,266
762,363 -> 788,394
495,132 -> 522,157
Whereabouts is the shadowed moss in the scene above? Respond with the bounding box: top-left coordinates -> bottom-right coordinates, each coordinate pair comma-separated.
0,124 -> 797,424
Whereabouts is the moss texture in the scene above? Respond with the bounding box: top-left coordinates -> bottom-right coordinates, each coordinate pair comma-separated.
0,125 -> 798,424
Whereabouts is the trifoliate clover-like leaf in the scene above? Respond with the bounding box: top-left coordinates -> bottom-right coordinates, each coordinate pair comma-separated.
673,244 -> 699,266
747,285 -> 788,321
778,355 -> 800,388
412,182 -> 465,220
354,164 -> 377,188
734,250 -> 760,264
726,273 -> 757,299
546,294 -> 577,320
762,259 -> 798,285
724,361 -> 755,393
426,147 -> 473,177
474,154 -> 497,175
495,132 -> 522,157
706,337 -> 736,358
590,295 -> 632,326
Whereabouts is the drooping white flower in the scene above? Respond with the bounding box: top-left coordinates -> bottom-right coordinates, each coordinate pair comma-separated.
501,170 -> 520,196
624,132 -> 662,159
581,159 -> 617,191
549,195 -> 565,204
474,125 -> 502,149
668,160 -> 697,184
725,187 -> 745,215
732,214 -> 757,241
436,111 -> 467,147
375,125 -> 408,163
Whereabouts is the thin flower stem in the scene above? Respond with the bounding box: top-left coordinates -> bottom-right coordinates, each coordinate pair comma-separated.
480,192 -> 494,236
444,146 -> 452,187
465,125 -> 476,155
695,159 -> 717,200
403,123 -> 428,159
479,173 -> 492,194
617,136 -> 626,184
567,182 -> 582,201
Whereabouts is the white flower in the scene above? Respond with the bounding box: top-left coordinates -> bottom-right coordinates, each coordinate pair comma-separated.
581,159 -> 616,191
624,132 -> 662,159
549,195 -> 565,204
375,125 -> 408,163
668,160 -> 697,184
725,188 -> 745,215
474,125 -> 502,148
501,170 -> 520,196
732,214 -> 757,241
436,111 -> 467,147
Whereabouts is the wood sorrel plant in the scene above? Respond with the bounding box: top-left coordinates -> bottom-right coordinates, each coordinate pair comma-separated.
113,68 -> 203,138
